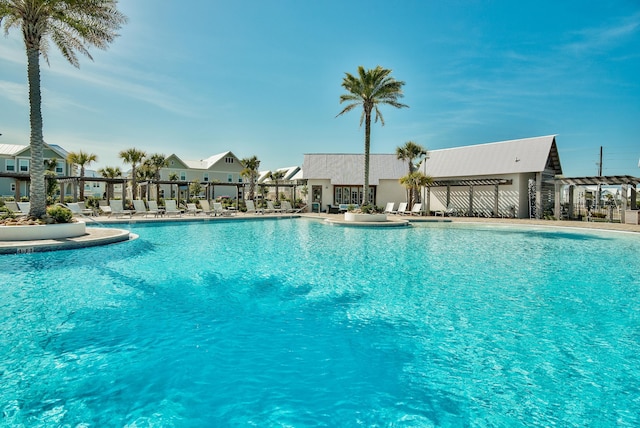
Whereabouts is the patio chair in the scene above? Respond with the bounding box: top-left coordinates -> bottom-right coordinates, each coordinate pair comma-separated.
266,201 -> 283,214
435,204 -> 455,217
17,202 -> 30,215
198,200 -> 214,216
132,200 -> 157,217
213,202 -> 234,216
410,203 -> 423,216
394,202 -> 407,215
384,202 -> 395,214
164,200 -> 182,217
146,200 -> 162,217
109,200 -> 133,218
281,201 -> 304,213
245,199 -> 264,215
186,203 -> 202,216
66,202 -> 93,217
4,201 -> 26,217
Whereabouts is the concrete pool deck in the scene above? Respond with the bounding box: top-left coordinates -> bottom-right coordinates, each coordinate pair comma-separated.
1,212 -> 638,254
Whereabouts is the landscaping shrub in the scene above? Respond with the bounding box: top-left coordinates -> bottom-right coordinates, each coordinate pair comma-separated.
46,205 -> 74,224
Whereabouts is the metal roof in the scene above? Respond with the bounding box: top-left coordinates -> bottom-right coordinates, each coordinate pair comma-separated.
304,136 -> 562,183
421,135 -> 562,178
0,144 -> 27,156
302,154 -> 407,185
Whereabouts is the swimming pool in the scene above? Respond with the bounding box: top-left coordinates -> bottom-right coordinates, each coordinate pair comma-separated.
1,219 -> 639,426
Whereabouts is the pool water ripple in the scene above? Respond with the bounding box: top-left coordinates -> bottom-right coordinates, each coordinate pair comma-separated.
1,220 -> 639,426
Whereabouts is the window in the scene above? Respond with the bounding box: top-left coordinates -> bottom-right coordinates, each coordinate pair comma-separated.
5,159 -> 15,172
203,173 -> 209,182
333,185 -> 376,205
19,159 -> 29,172
225,157 -> 234,164
56,160 -> 64,174
10,183 -> 15,192
227,174 -> 233,183
180,171 -> 186,181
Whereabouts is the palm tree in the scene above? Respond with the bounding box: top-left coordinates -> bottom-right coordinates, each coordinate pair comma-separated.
337,65 -> 408,206
400,171 -> 432,210
67,150 -> 98,201
146,154 -> 168,202
268,170 -> 286,203
119,148 -> 146,200
43,158 -> 59,201
136,162 -> 155,201
240,156 -> 261,201
97,166 -> 122,203
396,141 -> 428,206
168,172 -> 178,202
0,0 -> 127,218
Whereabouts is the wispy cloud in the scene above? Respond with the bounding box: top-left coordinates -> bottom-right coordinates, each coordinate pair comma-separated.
562,12 -> 640,54
0,81 -> 27,106
1,32 -> 201,117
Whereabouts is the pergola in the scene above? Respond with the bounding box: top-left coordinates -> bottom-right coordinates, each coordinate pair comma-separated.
423,178 -> 513,216
554,175 -> 639,221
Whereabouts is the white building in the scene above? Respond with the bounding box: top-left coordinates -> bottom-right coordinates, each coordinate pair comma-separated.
303,135 -> 563,218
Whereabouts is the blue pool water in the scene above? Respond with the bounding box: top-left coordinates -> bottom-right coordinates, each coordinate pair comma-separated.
1,219 -> 639,426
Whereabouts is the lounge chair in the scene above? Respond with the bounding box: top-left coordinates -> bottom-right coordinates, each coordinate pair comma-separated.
435,204 -> 455,217
186,203 -> 202,216
384,202 -> 395,214
198,200 -> 214,216
17,202 -> 30,215
245,200 -> 264,215
164,200 -> 182,217
67,202 -> 94,217
394,202 -> 407,215
110,200 -> 133,218
213,202 -> 235,216
146,200 -> 162,217
281,201 -> 304,213
4,201 -> 26,217
266,200 -> 283,214
132,200 -> 156,217
410,203 -> 422,216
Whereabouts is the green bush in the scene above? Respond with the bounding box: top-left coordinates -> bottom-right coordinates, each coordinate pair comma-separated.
45,205 -> 74,224
0,206 -> 15,221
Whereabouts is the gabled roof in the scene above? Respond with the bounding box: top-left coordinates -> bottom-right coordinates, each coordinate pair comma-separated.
422,135 -> 562,178
303,154 -> 407,185
181,151 -> 240,170
1,142 -> 70,160
0,144 -> 25,156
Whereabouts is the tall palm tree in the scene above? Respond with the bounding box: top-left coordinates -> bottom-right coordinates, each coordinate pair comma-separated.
146,153 -> 168,202
0,0 -> 127,218
67,150 -> 98,201
119,148 -> 146,200
98,166 -> 122,203
268,170 -> 286,203
396,141 -> 428,206
240,156 -> 261,201
337,65 -> 408,206
136,162 -> 155,201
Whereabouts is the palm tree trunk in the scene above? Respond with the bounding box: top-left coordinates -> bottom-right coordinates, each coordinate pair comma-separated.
27,47 -> 46,218
363,112 -> 371,205
80,166 -> 85,201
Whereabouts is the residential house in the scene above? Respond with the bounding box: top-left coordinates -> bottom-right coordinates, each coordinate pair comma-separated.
157,151 -> 245,200
0,142 -> 74,199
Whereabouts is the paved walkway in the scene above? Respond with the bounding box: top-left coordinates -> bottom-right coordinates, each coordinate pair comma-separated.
1,212 -> 638,254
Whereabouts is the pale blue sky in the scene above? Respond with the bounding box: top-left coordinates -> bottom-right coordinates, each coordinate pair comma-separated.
1,0 -> 639,176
